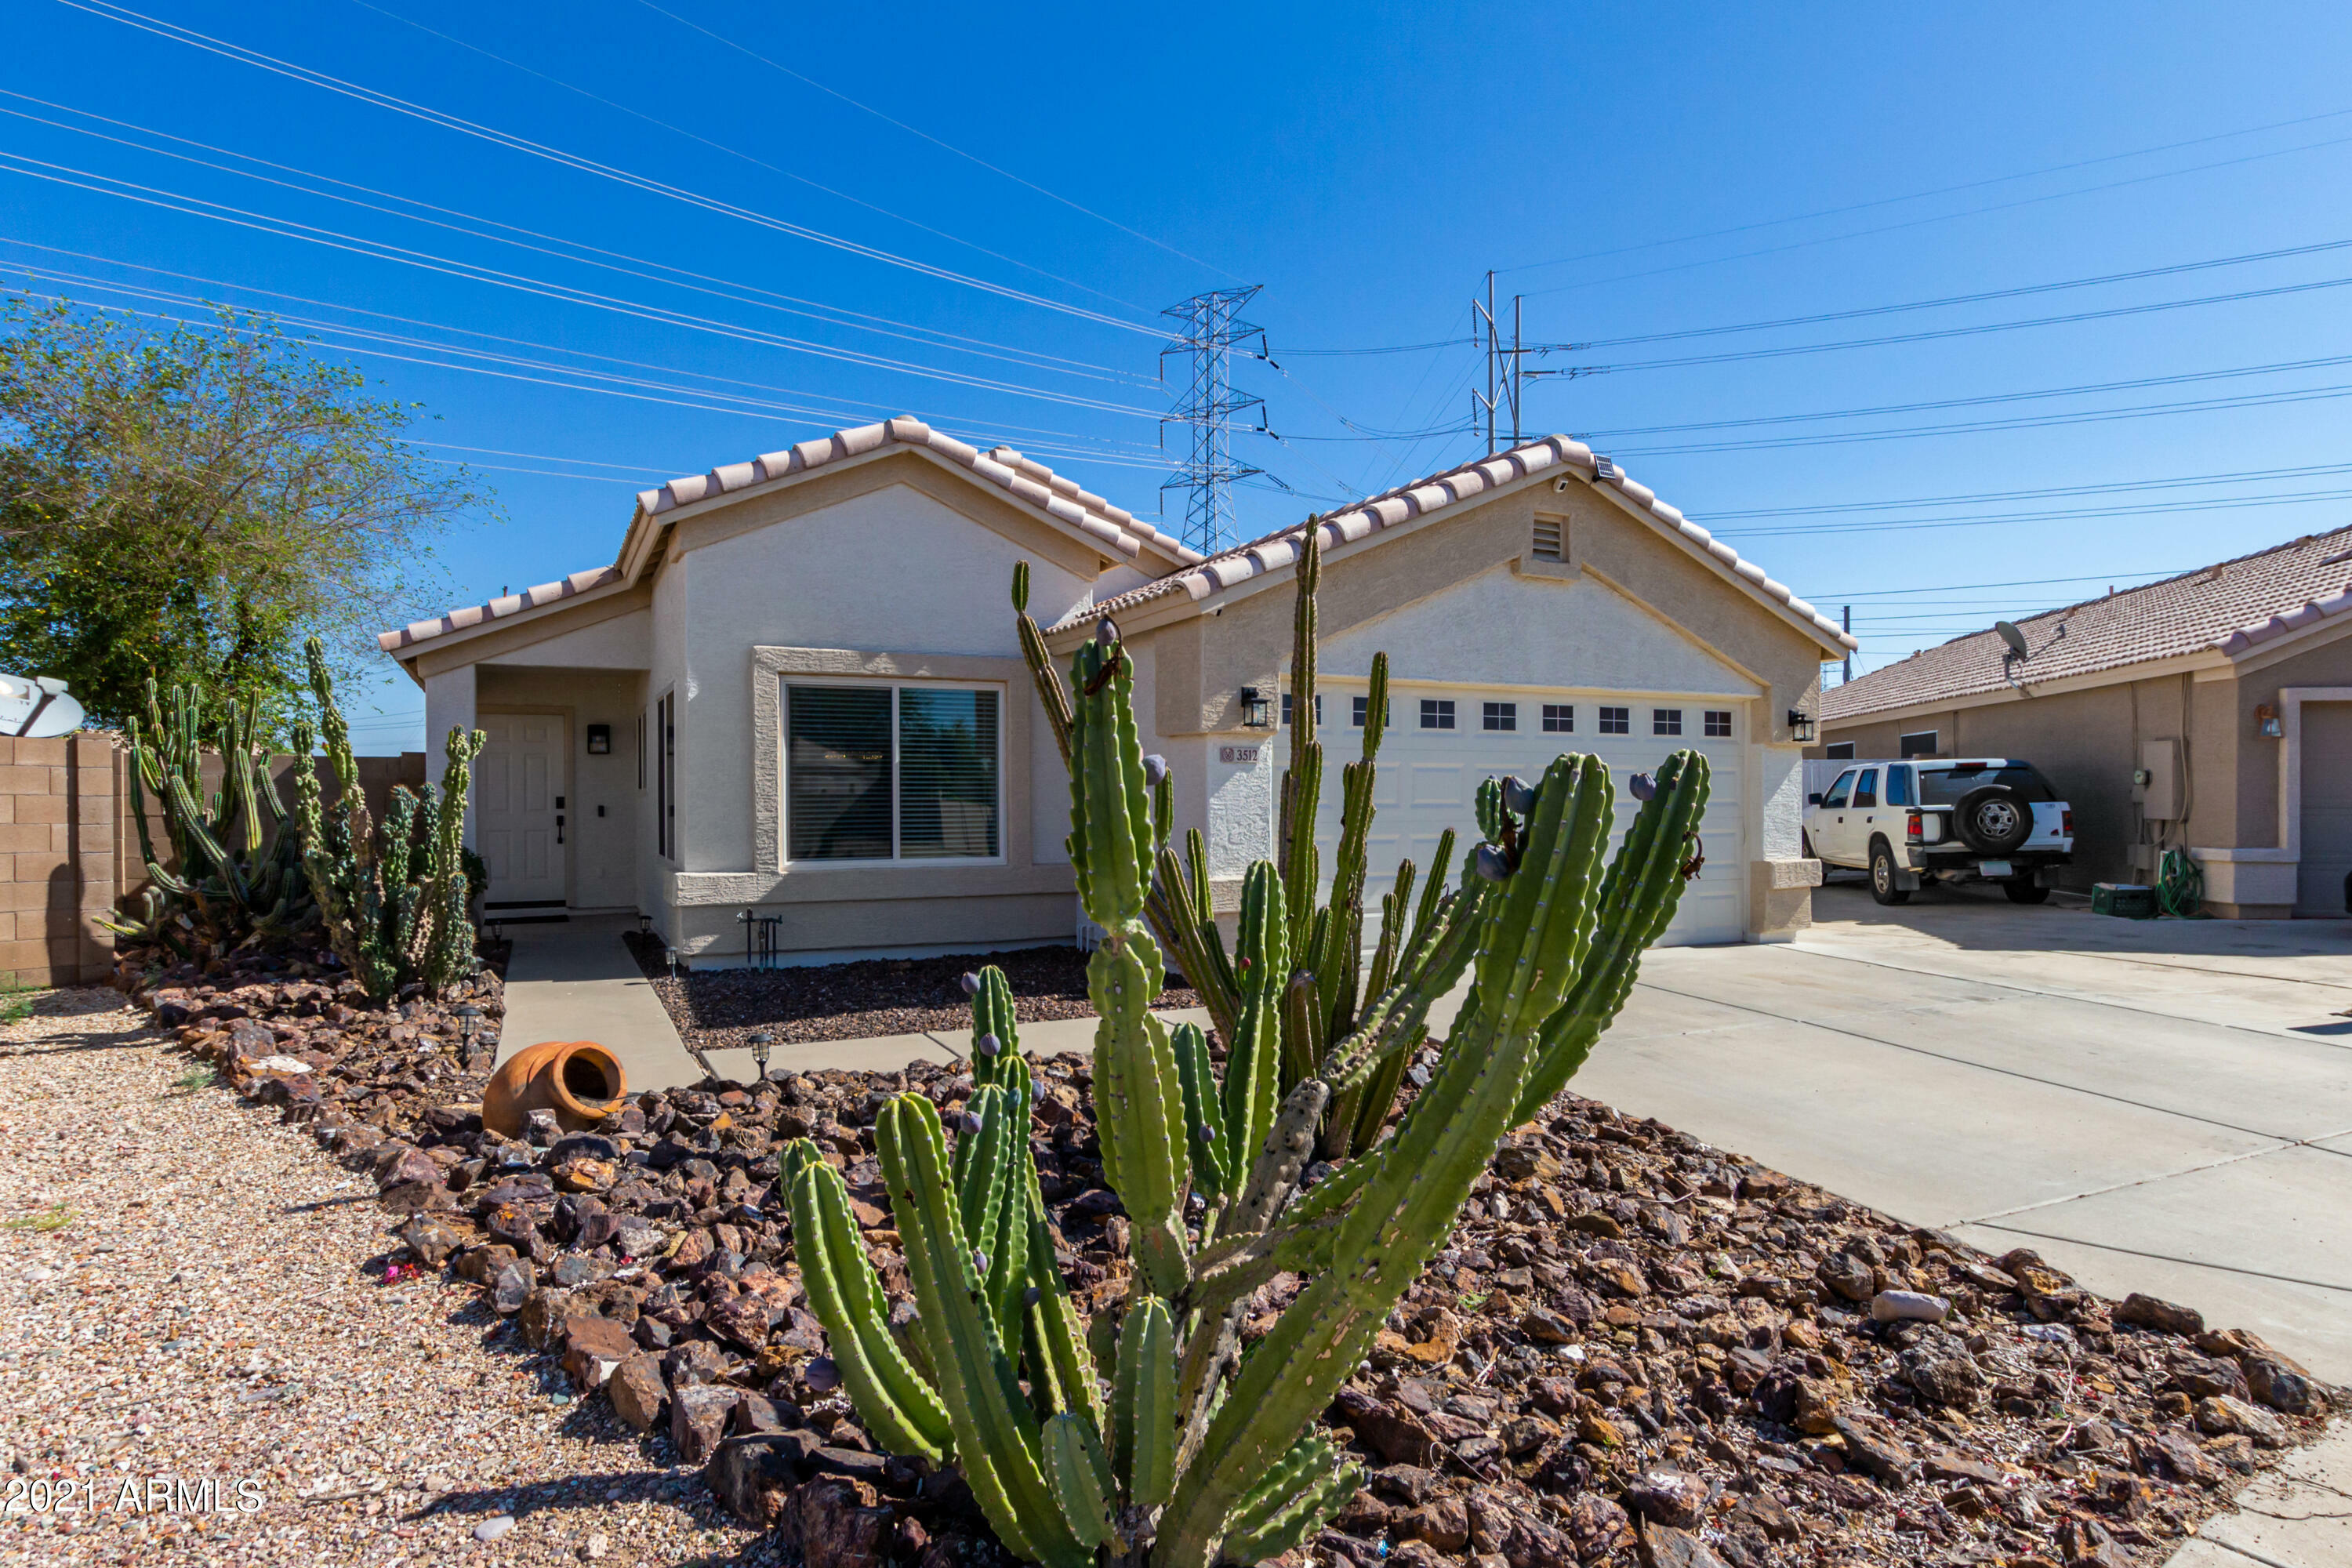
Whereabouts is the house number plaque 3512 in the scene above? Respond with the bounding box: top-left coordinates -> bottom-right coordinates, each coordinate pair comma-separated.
1219,745 -> 1261,764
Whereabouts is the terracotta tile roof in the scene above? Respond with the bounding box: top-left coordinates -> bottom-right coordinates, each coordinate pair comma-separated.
379,565 -> 624,653
1055,436 -> 1858,652
635,416 -> 1197,564
1822,523 -> 2352,722
379,416 -> 1202,654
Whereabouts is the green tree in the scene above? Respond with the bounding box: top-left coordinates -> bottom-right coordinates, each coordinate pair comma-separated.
0,296 -> 487,736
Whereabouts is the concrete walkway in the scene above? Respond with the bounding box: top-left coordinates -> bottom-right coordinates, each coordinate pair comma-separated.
497,915 -> 702,1093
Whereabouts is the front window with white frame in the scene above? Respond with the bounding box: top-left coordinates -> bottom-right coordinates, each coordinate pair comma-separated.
783,684 -> 1001,862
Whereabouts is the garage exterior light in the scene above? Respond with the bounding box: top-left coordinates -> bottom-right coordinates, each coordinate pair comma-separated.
1788,709 -> 1816,742
1238,688 -> 1272,728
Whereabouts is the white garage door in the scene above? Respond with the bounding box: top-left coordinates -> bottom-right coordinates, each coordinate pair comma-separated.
1289,687 -> 1747,947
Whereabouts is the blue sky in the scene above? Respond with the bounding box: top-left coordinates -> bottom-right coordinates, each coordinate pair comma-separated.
9,0 -> 2352,751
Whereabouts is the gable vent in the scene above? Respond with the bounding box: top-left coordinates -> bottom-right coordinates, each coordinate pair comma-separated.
1531,517 -> 1565,561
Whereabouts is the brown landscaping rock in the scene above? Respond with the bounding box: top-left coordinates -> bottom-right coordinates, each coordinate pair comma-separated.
671,1382 -> 738,1467
1636,1525 -> 1728,1568
608,1351 -> 667,1432
781,1474 -> 895,1568
561,1314 -> 638,1392
2116,1290 -> 2205,1337
706,1436 -> 804,1529
2196,1394 -> 2292,1447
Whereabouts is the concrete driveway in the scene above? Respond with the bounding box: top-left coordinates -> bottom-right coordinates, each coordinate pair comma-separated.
1575,883 -> 2352,1382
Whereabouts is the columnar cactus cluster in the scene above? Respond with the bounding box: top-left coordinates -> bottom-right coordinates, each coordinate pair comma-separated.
99,678 -> 316,960
289,636 -> 486,1002
791,604 -> 1711,1567
1016,536 -> 1464,1159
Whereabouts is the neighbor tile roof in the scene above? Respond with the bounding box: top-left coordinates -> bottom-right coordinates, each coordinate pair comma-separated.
380,416 -> 1203,653
1057,435 -> 1858,652
1823,523 -> 2352,721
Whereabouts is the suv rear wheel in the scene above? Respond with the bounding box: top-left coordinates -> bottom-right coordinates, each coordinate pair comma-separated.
1868,839 -> 1911,906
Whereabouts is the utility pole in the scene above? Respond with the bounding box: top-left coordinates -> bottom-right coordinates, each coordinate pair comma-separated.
1160,286 -> 1266,557
1842,606 -> 1852,684
1471,272 -> 1526,456
1475,272 -> 1584,454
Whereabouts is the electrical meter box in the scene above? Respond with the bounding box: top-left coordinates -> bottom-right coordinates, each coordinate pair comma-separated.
2137,739 -> 2181,820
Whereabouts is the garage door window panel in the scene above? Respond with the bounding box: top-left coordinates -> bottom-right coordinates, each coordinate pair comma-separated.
1421,699 -> 1455,730
1704,710 -> 1732,738
1483,702 -> 1516,732
1599,706 -> 1630,735
1542,704 -> 1573,734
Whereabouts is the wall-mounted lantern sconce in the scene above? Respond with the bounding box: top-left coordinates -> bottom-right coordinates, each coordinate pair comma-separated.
1238,687 -> 1272,729
2256,703 -> 2284,739
586,723 -> 612,754
1787,709 -> 1816,743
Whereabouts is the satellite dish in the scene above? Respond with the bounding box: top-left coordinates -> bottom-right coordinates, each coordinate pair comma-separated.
1993,621 -> 2031,661
0,673 -> 86,738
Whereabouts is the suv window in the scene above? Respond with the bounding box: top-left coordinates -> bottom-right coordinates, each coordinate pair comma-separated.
1854,768 -> 1879,808
1820,770 -> 1855,810
1917,763 -> 2057,804
1885,766 -> 1913,807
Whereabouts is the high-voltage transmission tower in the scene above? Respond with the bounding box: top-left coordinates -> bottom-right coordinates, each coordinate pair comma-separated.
1160,285 -> 1266,555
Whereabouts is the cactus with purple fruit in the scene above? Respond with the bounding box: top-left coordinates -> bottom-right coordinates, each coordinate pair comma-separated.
789,610 -> 1709,1567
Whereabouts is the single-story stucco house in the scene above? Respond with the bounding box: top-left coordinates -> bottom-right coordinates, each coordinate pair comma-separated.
379,417 -> 1856,963
1813,524 -> 2352,917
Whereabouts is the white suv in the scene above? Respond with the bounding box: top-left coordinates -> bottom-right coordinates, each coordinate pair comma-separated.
1804,757 -> 2074,906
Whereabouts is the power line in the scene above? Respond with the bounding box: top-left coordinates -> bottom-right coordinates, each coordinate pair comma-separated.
9,279 -> 1176,471
0,154 -> 1174,417
1570,271 -> 2352,376
1276,337 -> 1474,357
1602,378 -> 2352,459
1584,351 -> 2352,440
1,243 -> 1169,456
1816,570 -> 2192,598
1712,487 -> 2352,539
54,0 -> 1166,336
1691,460 -> 2352,520
1501,101 -> 2352,277
340,0 -> 1155,317
0,91 -> 1156,387
1515,125 -> 2352,299
1572,234 -> 2352,349
627,0 -> 1239,281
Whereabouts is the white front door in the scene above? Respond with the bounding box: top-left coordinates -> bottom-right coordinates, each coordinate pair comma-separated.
1294,688 -> 1748,946
2299,701 -> 2352,916
476,713 -> 568,907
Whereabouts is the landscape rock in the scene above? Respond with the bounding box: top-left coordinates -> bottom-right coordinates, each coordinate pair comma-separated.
671,1382 -> 739,1467
608,1351 -> 668,1432
2116,1291 -> 2205,1337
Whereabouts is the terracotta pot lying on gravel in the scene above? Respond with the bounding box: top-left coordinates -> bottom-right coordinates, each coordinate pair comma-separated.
484,1039 -> 627,1138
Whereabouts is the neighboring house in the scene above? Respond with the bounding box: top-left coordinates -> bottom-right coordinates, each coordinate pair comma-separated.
379,417 -> 1855,963
1814,525 -> 2352,917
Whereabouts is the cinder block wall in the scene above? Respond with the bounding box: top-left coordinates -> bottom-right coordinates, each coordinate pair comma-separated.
0,734 -> 120,987
0,734 -> 427,990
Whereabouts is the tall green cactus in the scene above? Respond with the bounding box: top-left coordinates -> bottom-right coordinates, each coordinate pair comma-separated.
289,636 -> 487,1001
98,677 -> 316,960
791,612 -> 1711,1568
1015,529 -> 1451,1157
